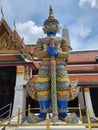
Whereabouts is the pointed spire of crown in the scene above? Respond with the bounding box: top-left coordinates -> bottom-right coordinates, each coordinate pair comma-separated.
43,5 -> 60,36
49,5 -> 53,17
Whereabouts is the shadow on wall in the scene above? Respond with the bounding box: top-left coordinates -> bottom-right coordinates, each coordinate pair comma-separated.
90,88 -> 98,117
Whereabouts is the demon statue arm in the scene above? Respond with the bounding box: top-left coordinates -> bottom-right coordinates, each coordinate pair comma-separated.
57,39 -> 70,60
34,39 -> 48,59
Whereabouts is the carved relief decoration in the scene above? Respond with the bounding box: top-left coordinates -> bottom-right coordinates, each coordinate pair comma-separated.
0,32 -> 18,50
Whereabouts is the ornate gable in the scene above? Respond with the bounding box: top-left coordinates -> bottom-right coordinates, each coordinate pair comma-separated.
0,19 -> 12,36
0,18 -> 33,61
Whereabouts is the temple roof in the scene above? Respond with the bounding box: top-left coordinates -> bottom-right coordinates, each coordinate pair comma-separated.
0,19 -> 12,37
0,11 -> 36,69
68,50 -> 98,63
0,17 -> 33,61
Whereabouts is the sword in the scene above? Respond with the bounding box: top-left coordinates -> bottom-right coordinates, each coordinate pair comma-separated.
49,40 -> 58,122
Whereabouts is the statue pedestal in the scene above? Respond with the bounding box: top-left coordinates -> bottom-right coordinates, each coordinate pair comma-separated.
16,119 -> 86,130
16,126 -> 86,130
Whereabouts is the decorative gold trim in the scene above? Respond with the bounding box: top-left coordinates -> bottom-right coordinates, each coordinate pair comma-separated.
56,77 -> 70,82
37,90 -> 50,96
57,90 -> 69,95
31,92 -> 36,99
1,6 -> 4,20
70,91 -> 75,99
0,50 -> 20,54
0,32 -> 7,40
84,87 -> 90,92
17,66 -> 24,73
37,77 -> 50,82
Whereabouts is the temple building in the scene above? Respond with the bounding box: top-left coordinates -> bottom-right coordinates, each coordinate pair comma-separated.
0,13 -> 37,122
0,7 -> 98,125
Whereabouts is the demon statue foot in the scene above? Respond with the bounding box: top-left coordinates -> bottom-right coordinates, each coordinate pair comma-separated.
59,113 -> 79,124
27,113 -> 46,124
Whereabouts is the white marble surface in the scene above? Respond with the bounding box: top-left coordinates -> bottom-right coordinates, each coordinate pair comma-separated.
4,127 -> 98,130
16,119 -> 86,130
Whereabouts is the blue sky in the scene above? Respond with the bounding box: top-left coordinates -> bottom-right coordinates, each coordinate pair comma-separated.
0,0 -> 98,51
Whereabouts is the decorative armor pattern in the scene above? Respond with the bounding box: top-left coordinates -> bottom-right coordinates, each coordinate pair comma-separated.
34,36 -> 77,111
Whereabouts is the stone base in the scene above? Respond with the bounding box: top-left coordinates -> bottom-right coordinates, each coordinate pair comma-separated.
4,114 -> 87,130
16,126 -> 86,129
16,119 -> 86,130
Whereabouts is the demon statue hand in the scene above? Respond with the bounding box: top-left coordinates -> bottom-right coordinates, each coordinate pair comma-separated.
27,6 -> 80,124
47,46 -> 58,56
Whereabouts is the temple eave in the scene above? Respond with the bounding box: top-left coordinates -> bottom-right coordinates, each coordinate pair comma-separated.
0,50 -> 20,54
78,82 -> 98,87
0,62 -> 27,66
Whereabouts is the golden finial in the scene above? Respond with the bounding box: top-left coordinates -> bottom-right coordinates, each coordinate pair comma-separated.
1,6 -> 4,20
14,21 -> 16,31
22,37 -> 24,42
49,5 -> 53,17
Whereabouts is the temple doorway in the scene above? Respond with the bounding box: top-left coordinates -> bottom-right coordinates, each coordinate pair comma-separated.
90,88 -> 98,117
0,66 -> 16,118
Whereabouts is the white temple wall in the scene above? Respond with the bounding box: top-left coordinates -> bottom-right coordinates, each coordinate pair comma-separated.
11,66 -> 27,123
84,87 -> 95,117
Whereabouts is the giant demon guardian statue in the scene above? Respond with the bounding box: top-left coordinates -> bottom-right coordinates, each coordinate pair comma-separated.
27,6 -> 80,124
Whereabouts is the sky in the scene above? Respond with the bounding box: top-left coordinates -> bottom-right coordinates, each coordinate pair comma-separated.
0,0 -> 98,51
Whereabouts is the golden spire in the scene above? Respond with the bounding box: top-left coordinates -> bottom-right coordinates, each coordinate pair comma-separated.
14,21 -> 16,31
43,5 -> 60,34
49,5 -> 53,17
1,6 -> 4,20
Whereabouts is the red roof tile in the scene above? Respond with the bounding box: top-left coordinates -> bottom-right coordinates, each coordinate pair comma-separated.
69,51 -> 98,63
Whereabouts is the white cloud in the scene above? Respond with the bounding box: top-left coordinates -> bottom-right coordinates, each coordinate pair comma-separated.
16,20 -> 61,45
71,24 -> 91,39
69,22 -> 92,50
79,0 -> 98,8
16,20 -> 94,51
69,21 -> 98,51
1,0 -> 97,51
83,34 -> 98,50
16,21 -> 45,44
70,36 -> 81,51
